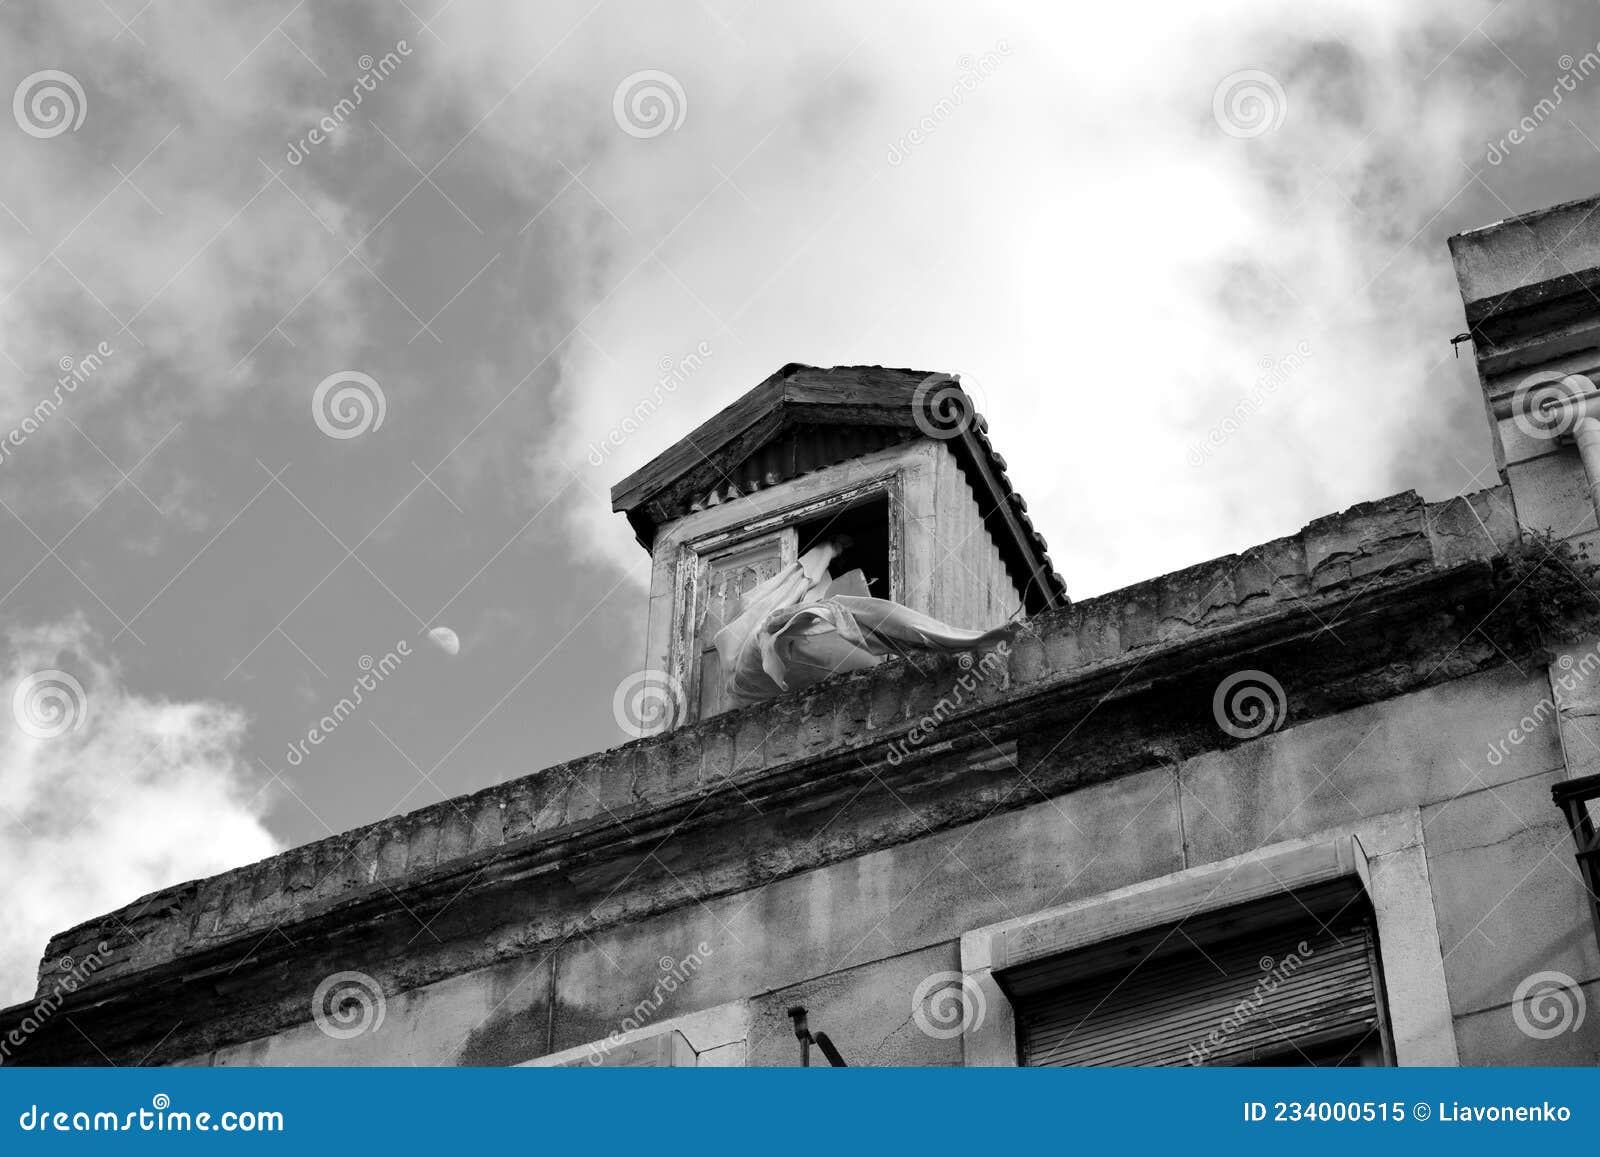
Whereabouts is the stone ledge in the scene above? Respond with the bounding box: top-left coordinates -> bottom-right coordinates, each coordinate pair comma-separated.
17,487 -> 1518,1004
2,551 -> 1519,1063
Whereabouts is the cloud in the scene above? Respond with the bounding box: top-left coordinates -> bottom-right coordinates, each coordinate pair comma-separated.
0,617 -> 279,1005
405,0 -> 1534,595
0,3 -> 388,531
0,0 -> 1539,593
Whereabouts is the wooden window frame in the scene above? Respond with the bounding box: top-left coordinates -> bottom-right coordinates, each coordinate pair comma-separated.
668,474 -> 905,725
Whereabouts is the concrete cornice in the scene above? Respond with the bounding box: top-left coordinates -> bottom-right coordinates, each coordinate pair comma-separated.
1,486 -> 1526,1063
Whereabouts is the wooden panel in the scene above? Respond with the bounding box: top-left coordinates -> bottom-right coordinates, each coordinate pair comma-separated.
693,534 -> 791,718
925,442 -> 1021,629
611,367 -> 922,517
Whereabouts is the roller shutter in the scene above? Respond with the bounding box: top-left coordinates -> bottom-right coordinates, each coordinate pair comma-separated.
1010,883 -> 1388,1067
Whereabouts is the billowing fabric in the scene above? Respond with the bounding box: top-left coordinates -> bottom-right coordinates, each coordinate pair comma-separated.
713,541 -> 1014,707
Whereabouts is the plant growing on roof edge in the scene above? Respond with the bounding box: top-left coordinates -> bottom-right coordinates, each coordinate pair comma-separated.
1487,528 -> 1600,650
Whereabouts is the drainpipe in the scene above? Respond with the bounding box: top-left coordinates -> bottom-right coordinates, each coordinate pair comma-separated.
1574,415 -> 1600,523
786,1006 -> 849,1067
1515,372 -> 1600,524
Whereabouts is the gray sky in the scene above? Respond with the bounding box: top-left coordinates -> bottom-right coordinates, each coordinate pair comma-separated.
2,0 -> 1597,1002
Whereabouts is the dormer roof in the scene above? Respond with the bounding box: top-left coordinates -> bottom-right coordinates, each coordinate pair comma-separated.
610,363 -> 1068,613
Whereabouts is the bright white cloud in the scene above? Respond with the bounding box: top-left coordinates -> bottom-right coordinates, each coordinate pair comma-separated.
418,0 -> 1532,595
0,0 -> 1538,590
0,617 -> 280,1006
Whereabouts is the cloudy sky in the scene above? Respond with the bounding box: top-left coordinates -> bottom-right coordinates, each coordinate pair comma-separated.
1,0 -> 1597,1002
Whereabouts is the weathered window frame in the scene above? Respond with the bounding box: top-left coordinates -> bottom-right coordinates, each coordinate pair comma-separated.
668,472 -> 906,724
956,809 -> 1459,1067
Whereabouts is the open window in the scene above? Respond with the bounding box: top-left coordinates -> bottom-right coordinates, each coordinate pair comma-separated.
795,494 -> 893,599
685,491 -> 897,722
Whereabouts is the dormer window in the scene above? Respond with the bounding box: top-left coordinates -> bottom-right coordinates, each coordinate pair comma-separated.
684,487 -> 900,721
610,365 -> 1068,731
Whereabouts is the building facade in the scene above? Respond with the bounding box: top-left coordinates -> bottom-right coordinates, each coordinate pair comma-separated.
5,198 -> 1600,1068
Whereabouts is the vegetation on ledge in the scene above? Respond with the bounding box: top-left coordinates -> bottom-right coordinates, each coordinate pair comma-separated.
1488,529 -> 1600,649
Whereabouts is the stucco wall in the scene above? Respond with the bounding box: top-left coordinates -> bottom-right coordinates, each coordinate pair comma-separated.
183,661 -> 1600,1067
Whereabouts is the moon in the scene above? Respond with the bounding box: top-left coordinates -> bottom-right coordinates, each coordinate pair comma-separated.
427,626 -> 460,656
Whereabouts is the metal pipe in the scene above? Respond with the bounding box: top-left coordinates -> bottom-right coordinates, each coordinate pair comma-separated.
787,1006 -> 811,1067
1575,416 -> 1600,526
1511,375 -> 1600,526
786,1005 -> 848,1066
812,1032 -> 848,1067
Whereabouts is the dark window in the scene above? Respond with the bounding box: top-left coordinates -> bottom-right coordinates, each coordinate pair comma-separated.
795,495 -> 892,599
1553,772 -> 1600,950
